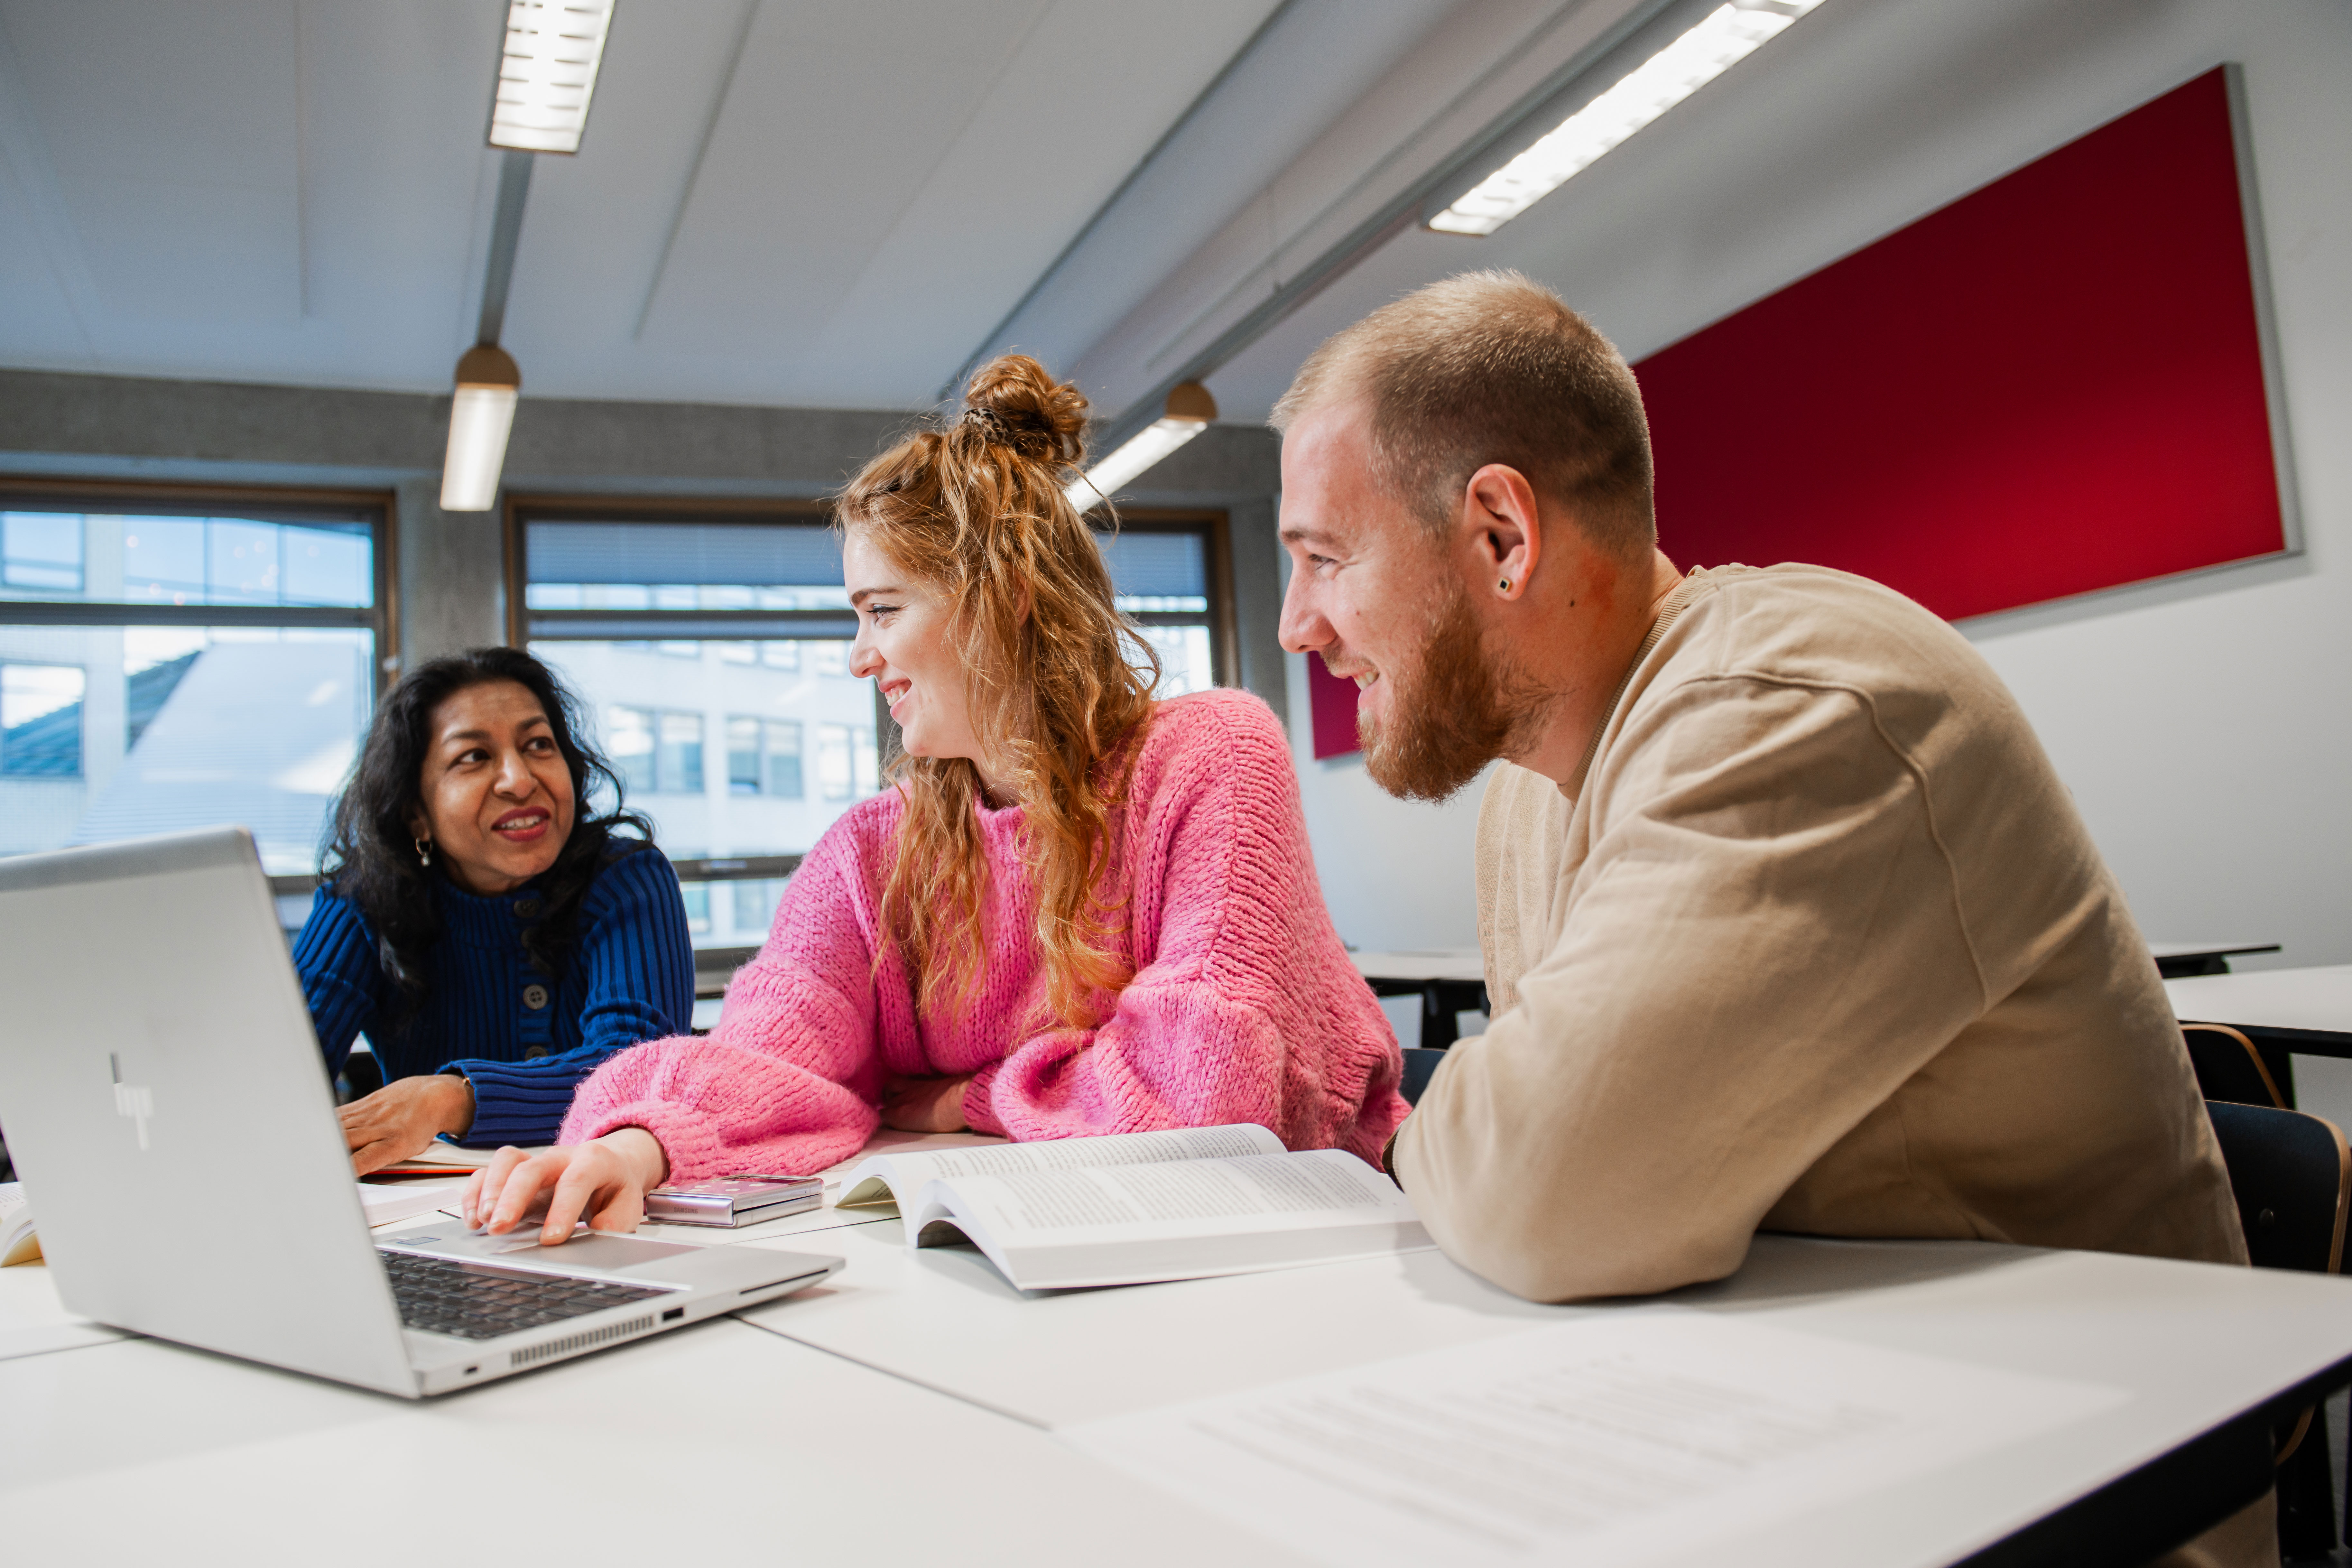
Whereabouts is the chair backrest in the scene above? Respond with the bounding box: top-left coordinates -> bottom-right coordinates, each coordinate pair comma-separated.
1399,1048 -> 1446,1107
2203,1100 -> 2351,1275
2184,1023 -> 2288,1108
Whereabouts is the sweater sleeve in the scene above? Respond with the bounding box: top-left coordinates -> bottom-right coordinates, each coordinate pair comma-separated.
1394,675 -> 1988,1303
289,886 -> 380,1077
445,846 -> 699,1148
559,825 -> 885,1179
964,696 -> 1407,1163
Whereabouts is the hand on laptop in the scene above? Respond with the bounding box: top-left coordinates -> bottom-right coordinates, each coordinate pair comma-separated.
465,1128 -> 670,1245
342,1073 -> 476,1174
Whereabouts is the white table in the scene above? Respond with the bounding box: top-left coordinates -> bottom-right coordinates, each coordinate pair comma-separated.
1349,948 -> 1488,1048
9,1159 -> 2352,1566
0,1305 -> 1295,1567
2150,940 -> 2282,976
2167,964 -> 2352,1054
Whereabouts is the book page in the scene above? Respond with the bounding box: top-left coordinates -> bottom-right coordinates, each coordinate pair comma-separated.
1,1181 -> 38,1266
838,1123 -> 1285,1205
1064,1309 -> 2125,1568
927,1150 -> 1408,1240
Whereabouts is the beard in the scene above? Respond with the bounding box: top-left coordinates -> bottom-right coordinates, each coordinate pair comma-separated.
1358,576 -> 1547,803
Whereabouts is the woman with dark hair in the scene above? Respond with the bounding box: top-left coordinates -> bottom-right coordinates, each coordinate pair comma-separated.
295,646 -> 693,1173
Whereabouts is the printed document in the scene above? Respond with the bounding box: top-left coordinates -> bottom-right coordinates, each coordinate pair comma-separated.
1063,1308 -> 2123,1567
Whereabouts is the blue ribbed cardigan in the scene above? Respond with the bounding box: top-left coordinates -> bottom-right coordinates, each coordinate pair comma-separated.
292,841 -> 694,1147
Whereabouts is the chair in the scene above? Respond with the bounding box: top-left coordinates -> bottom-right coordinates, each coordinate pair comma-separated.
2202,1099 -> 2352,1558
2187,1023 -> 2295,1109
1399,1048 -> 1447,1107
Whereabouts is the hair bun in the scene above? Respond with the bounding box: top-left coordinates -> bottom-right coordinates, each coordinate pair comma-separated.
960,355 -> 1089,466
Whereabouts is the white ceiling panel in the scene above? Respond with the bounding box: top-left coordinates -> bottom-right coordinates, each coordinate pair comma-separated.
7,0 -> 301,323
0,147 -> 88,358
630,0 -> 1055,371
0,0 -> 1440,413
292,0 -> 509,352
783,0 -> 1290,405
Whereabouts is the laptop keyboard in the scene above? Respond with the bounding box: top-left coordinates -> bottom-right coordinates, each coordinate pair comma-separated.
380,1250 -> 673,1341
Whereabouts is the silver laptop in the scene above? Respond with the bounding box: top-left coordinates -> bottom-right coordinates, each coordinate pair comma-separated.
0,826 -> 840,1397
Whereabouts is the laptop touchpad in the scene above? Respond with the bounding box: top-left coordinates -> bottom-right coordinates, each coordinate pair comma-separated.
387,1229 -> 705,1273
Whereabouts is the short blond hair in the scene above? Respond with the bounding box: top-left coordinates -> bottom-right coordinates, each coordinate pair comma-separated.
1272,270 -> 1655,557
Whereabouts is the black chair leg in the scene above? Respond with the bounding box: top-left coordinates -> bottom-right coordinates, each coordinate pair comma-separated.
2276,1409 -> 2335,1558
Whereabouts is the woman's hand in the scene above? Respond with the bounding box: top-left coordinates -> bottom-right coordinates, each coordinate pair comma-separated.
463,1129 -> 670,1245
880,1074 -> 973,1133
342,1073 -> 475,1175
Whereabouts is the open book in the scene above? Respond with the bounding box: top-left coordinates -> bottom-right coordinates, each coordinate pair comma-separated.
836,1124 -> 1430,1290
2,1181 -> 38,1266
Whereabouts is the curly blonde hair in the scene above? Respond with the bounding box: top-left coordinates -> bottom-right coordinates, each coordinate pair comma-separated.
838,355 -> 1160,1028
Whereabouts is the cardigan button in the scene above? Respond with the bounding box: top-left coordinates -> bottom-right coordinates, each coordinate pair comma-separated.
522,983 -> 550,1010
514,895 -> 543,919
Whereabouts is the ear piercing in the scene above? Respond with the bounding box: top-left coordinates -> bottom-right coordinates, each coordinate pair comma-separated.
1498,578 -> 1511,592
415,837 -> 433,868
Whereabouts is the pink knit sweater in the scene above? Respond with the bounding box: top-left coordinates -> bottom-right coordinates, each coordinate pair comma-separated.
562,689 -> 1409,1178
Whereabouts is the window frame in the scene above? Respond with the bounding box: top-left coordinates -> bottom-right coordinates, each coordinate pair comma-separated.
1094,507 -> 1239,693
0,477 -> 400,691
504,494 -> 1237,688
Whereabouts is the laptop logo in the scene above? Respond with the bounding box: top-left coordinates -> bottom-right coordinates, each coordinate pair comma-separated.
109,1052 -> 154,1150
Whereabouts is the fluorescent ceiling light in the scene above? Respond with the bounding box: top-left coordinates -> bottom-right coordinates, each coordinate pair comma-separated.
488,0 -> 616,154
441,346 -> 523,512
1428,0 -> 1820,237
1068,384 -> 1218,512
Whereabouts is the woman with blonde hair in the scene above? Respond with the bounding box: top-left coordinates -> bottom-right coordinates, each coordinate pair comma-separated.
468,356 -> 1408,1240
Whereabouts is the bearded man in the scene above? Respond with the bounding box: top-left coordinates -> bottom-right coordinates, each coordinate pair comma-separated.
1273,271 -> 2265,1562
1275,272 -> 2248,1301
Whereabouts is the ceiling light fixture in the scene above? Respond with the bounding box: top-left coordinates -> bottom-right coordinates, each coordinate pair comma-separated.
441,346 -> 523,511
1427,0 -> 1820,237
440,149 -> 535,513
488,0 -> 617,155
1068,383 -> 1218,513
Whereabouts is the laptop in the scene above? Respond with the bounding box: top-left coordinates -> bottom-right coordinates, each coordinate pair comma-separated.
0,826 -> 841,1397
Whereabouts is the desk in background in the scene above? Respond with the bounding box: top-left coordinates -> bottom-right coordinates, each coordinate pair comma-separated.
1359,938 -> 2278,1051
1349,948 -> 1486,1048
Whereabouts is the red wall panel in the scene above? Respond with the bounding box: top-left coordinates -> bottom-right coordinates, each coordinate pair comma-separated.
1636,68 -> 2285,622
1302,69 -> 2285,761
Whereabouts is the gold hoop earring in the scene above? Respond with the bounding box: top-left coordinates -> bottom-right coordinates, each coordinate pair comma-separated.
414,837 -> 433,868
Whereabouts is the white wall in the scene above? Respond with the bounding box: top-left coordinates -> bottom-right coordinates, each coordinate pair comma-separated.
1264,0 -> 2352,977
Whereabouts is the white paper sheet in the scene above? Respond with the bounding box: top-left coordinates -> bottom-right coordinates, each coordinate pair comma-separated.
1063,1308 -> 2124,1568
939,1150 -> 1410,1238
358,1179 -> 466,1227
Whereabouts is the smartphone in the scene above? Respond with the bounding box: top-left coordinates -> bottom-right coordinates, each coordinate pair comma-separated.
643,1173 -> 824,1227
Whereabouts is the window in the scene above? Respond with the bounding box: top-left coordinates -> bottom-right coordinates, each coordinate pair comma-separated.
2,513 -> 84,593
731,877 -> 785,934
0,485 -> 390,875
607,705 -> 703,794
607,705 -> 655,794
0,663 -> 85,777
728,716 -> 802,799
508,500 -> 1231,951
657,712 -> 704,793
816,723 -> 854,803
1093,520 -> 1231,697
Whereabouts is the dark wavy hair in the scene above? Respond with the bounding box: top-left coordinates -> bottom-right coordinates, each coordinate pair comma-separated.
320,646 -> 650,1017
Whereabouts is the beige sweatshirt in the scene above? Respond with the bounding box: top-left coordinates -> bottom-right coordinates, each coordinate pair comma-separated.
1394,563 -> 2247,1305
